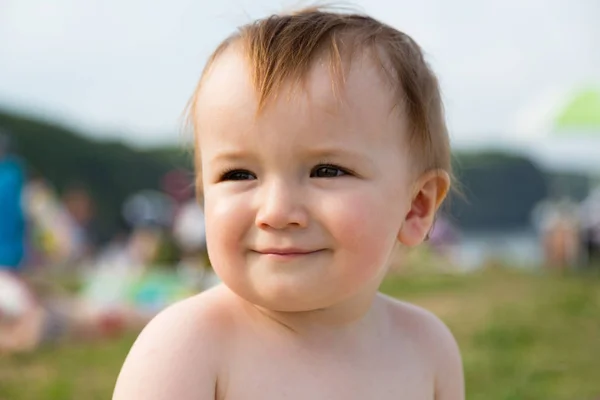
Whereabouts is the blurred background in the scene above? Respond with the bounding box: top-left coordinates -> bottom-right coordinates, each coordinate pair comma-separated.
1,0 -> 599,399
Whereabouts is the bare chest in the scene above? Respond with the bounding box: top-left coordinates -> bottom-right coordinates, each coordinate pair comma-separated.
218,344 -> 434,400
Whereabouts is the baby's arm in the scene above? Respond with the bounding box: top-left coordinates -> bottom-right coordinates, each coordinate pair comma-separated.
113,298 -> 222,400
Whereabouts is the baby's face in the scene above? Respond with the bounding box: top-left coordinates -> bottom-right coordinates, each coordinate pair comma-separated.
195,49 -> 415,312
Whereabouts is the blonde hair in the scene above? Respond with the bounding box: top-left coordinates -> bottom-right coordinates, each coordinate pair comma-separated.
186,7 -> 451,199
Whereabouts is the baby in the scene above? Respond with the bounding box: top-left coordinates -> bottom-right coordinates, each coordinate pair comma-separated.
114,7 -> 464,400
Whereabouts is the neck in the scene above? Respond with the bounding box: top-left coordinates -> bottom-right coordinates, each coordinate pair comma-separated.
240,286 -> 384,341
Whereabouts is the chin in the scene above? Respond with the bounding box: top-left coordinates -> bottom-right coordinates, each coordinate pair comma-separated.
227,279 -> 339,313
257,298 -> 333,314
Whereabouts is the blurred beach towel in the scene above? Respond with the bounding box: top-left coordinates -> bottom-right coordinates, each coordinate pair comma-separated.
81,267 -> 199,317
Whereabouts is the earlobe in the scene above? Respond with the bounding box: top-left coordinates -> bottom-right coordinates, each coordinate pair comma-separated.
397,170 -> 450,247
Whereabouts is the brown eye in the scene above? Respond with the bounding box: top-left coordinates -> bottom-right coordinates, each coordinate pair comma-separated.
220,169 -> 256,181
311,165 -> 348,178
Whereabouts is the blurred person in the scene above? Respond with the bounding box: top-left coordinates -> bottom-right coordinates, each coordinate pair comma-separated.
94,226 -> 162,275
535,197 -> 581,269
0,133 -> 25,272
580,187 -> 600,266
122,189 -> 175,230
94,215 -> 135,270
0,269 -> 40,352
0,268 -> 154,354
117,190 -> 176,268
162,169 -> 219,286
172,199 -> 206,257
96,192 -> 180,276
172,198 -> 221,289
1,263 -> 194,354
114,8 -> 463,400
22,175 -> 82,267
62,185 -> 99,262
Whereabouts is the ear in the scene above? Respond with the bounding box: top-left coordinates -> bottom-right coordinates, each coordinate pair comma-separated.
398,170 -> 450,247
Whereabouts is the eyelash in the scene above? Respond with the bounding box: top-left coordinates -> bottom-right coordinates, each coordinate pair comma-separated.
218,162 -> 354,182
311,163 -> 353,178
219,168 -> 256,181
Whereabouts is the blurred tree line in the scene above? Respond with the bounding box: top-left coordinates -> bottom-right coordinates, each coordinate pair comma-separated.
449,151 -> 590,231
0,109 -> 192,243
0,108 -> 592,243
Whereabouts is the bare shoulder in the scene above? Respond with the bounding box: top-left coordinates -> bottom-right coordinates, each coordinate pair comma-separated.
113,285 -> 235,400
378,293 -> 457,349
378,293 -> 465,400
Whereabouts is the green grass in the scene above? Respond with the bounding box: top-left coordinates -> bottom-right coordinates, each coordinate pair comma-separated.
2,267 -> 600,399
383,267 -> 600,400
0,335 -> 135,400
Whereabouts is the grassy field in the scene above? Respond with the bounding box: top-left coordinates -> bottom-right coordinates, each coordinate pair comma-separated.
1,266 -> 599,399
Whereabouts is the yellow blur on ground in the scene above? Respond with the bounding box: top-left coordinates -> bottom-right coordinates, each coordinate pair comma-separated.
1,264 -> 599,400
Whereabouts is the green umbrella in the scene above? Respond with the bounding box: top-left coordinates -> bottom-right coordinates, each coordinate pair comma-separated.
554,88 -> 600,134
512,85 -> 600,176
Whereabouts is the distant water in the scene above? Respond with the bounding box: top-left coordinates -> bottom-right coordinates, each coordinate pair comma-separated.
455,229 -> 542,271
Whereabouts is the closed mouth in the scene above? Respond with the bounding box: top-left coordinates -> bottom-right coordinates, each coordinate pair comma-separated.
254,249 -> 324,256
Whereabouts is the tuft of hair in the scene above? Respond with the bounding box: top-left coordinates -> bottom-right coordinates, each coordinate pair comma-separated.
185,6 -> 453,200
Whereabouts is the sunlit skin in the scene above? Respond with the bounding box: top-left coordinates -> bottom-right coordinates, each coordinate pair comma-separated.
113,47 -> 463,400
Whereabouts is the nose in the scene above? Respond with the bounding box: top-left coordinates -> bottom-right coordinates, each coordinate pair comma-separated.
255,178 -> 308,230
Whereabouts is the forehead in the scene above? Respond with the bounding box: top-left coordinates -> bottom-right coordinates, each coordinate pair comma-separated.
194,47 -> 405,146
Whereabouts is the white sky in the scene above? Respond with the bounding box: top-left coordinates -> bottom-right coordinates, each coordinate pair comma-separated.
0,0 -> 599,165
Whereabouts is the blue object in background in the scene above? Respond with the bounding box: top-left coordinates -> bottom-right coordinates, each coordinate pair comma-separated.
0,156 -> 25,270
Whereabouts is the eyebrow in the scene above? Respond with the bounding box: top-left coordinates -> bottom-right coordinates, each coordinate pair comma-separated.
207,146 -> 375,169
210,150 -> 251,164
301,147 -> 374,166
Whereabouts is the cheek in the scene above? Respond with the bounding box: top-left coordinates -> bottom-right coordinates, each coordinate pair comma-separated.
319,188 -> 406,260
203,191 -> 250,264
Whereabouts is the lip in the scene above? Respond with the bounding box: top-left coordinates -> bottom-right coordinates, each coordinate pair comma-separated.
253,248 -> 324,257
